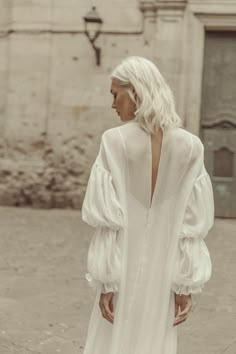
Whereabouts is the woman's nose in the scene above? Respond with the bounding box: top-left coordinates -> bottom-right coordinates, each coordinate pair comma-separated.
112,102 -> 116,109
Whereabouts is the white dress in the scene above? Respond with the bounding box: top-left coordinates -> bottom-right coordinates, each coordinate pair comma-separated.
81,121 -> 214,354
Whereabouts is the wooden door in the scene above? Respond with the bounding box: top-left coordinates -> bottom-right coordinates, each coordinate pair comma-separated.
201,31 -> 236,218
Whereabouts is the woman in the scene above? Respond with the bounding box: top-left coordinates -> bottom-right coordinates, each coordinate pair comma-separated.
81,56 -> 214,354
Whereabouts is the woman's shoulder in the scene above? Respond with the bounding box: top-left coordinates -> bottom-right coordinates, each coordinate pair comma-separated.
166,127 -> 204,169
102,122 -> 142,143
100,125 -> 125,154
169,127 -> 203,151
180,128 -> 204,157
101,125 -> 120,141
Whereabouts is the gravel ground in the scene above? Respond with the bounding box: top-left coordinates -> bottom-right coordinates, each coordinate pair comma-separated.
0,207 -> 235,354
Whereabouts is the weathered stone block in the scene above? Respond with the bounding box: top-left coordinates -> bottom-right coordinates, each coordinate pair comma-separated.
0,134 -> 92,209
11,0 -> 52,30
0,0 -> 11,31
31,191 -> 52,209
5,34 -> 50,142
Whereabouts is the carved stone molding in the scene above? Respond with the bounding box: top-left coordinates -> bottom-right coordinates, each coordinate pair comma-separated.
139,0 -> 187,12
139,1 -> 157,13
155,0 -> 187,10
139,1 -> 157,21
202,119 -> 236,130
196,14 -> 236,29
189,0 -> 236,14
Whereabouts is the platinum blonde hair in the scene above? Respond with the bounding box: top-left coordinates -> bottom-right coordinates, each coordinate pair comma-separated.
111,56 -> 182,134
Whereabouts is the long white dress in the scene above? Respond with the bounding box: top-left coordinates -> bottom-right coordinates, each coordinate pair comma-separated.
81,121 -> 214,354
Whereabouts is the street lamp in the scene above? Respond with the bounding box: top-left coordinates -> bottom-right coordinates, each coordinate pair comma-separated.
83,6 -> 103,66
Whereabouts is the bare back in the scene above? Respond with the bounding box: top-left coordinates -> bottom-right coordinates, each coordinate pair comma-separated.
150,129 -> 163,206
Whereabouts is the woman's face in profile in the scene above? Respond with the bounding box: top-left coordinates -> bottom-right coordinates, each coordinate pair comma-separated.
110,79 -> 136,122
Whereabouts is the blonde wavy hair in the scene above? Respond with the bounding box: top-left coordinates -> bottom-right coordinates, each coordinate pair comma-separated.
111,56 -> 182,134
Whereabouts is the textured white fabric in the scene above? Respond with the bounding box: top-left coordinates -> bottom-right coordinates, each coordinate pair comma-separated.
82,159 -> 124,294
86,226 -> 122,293
81,122 -> 214,354
82,163 -> 123,230
172,173 -> 214,295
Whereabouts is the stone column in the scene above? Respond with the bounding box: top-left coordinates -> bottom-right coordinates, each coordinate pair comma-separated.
139,1 -> 157,51
155,1 -> 187,120
0,0 -> 11,137
140,0 -> 187,122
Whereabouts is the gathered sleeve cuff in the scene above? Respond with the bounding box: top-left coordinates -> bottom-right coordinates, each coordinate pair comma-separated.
81,156 -> 124,293
86,227 -> 121,293
172,172 -> 214,295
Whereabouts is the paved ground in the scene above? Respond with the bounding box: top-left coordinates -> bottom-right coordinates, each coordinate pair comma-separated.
0,207 -> 235,354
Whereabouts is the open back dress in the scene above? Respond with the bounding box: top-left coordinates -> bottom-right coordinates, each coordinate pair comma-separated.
81,121 -> 214,354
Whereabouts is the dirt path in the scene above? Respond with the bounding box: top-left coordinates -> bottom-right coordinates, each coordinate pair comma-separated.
0,207 -> 235,354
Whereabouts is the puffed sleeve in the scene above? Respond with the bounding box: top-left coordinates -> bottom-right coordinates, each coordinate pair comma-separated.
82,137 -> 124,293
172,171 -> 214,295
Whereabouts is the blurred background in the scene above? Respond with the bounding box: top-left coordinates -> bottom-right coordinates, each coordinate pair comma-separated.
0,1 -> 235,354
0,0 -> 235,216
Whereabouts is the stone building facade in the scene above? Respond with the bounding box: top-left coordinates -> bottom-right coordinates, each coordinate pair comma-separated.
0,0 -> 235,215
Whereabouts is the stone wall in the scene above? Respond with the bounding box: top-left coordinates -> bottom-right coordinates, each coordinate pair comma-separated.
0,0 -> 235,208
0,133 -> 90,208
0,0 -> 150,208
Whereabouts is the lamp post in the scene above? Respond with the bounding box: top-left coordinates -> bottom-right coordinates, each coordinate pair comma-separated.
83,6 -> 103,66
